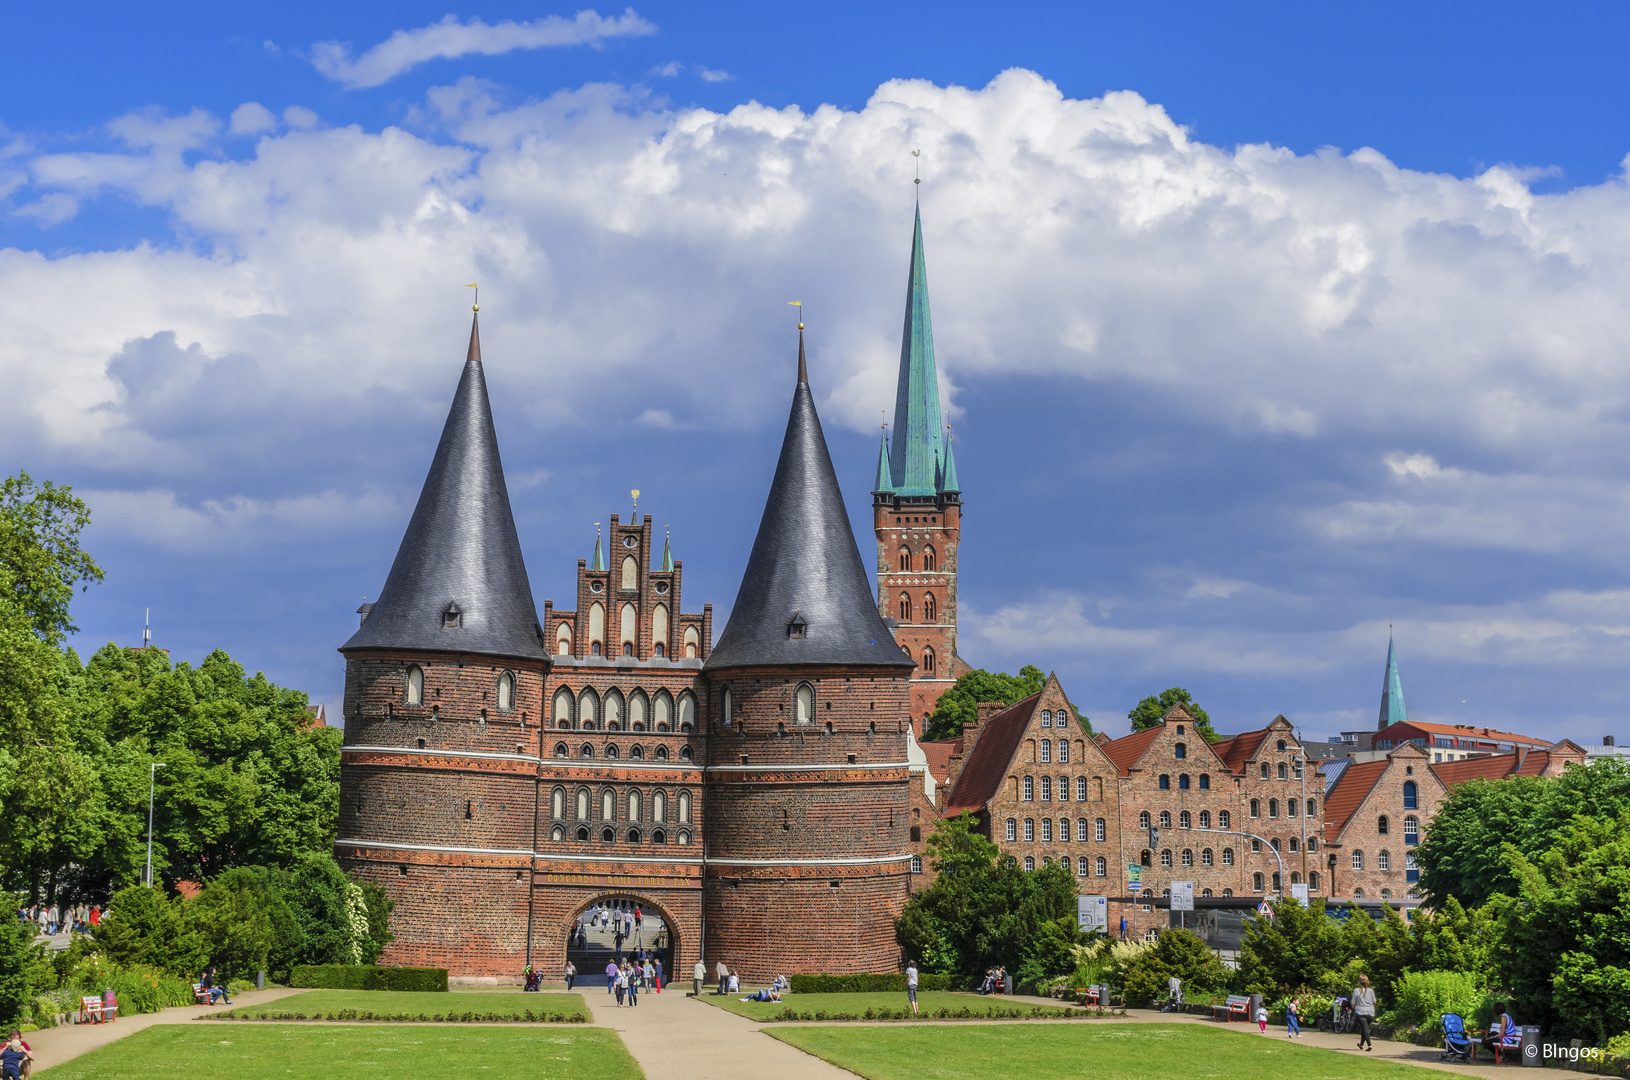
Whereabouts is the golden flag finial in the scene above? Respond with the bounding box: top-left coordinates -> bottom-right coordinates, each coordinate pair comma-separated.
788,299 -> 803,331
465,282 -> 479,311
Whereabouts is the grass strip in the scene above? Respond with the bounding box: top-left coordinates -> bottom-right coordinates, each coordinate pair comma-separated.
213,989 -> 589,1023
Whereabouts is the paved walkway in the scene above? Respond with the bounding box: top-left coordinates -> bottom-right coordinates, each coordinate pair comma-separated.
26,987 -> 305,1072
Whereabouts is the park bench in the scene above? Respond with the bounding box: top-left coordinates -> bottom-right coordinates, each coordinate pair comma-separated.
1211,995 -> 1251,1022
1073,987 -> 1101,1007
1469,1023 -> 1524,1063
79,996 -> 116,1024
192,983 -> 212,1005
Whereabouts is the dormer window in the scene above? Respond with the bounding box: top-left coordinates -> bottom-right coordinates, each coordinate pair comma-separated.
442,600 -> 462,629
786,612 -> 807,640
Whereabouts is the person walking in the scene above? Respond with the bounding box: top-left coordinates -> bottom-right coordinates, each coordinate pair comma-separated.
653,956 -> 662,993
614,962 -> 627,1007
905,961 -> 920,1017
628,960 -> 641,1007
564,960 -> 576,990
1256,1002 -> 1268,1033
1351,974 -> 1377,1051
715,960 -> 728,995
693,959 -> 706,997
605,959 -> 619,999
1286,995 -> 1301,1038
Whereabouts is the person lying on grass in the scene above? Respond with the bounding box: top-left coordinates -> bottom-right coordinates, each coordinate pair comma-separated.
741,988 -> 782,1002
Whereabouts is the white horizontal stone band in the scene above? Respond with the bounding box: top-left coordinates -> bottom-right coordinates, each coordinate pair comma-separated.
540,761 -> 702,773
342,744 -> 540,764
704,761 -> 910,772
335,838 -> 535,857
706,853 -> 913,867
333,838 -> 909,869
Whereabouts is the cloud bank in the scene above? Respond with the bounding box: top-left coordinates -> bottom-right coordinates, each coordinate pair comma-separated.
311,9 -> 657,89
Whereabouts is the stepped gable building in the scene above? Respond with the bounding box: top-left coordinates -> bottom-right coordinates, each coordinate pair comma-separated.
873,205 -> 968,734
335,314 -> 552,973
702,329 -> 917,978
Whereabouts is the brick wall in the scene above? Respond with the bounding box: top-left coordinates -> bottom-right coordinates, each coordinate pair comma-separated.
1325,744 -> 1443,900
874,495 -> 961,734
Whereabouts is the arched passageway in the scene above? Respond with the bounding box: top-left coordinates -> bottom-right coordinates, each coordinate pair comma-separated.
565,895 -> 677,986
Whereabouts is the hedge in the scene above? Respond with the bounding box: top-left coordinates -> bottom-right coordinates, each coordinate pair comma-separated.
765,1004 -> 1122,1022
289,965 -> 448,992
789,973 -> 953,994
207,1009 -> 585,1024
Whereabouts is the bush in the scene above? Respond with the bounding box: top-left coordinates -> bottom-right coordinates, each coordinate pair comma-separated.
289,965 -> 447,991
95,885 -> 206,976
1388,969 -> 1482,1029
1120,929 -> 1229,1008
787,973 -> 952,993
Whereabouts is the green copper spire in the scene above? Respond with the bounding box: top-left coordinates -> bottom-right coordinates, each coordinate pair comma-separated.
1378,633 -> 1408,730
873,429 -> 894,493
591,526 -> 604,572
888,204 -> 946,496
662,530 -> 674,572
940,431 -> 960,493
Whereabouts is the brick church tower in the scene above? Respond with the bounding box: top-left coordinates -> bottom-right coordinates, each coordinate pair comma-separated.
874,204 -> 965,736
703,330 -> 916,978
335,312 -> 553,972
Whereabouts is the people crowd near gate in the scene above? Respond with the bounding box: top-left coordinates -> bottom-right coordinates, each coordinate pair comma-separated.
17,903 -> 102,937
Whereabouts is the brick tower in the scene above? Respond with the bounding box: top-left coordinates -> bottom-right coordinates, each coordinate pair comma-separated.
335,312 -> 552,973
874,204 -> 965,735
703,330 -> 916,979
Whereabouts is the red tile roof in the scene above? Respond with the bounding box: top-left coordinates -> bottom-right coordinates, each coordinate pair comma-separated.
1212,728 -> 1270,775
1378,720 -> 1548,748
943,693 -> 1042,815
1099,725 -> 1164,777
1431,751 -> 1528,787
1321,758 -> 1390,844
919,738 -> 960,786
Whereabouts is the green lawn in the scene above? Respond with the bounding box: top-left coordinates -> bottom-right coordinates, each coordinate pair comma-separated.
769,1023 -> 1442,1080
37,1024 -> 641,1080
218,989 -> 589,1021
703,990 -> 1077,1021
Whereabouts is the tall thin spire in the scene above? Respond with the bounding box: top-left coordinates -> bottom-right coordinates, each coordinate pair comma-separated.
873,428 -> 894,494
889,204 -> 946,496
342,311 -> 547,661
797,327 -> 808,386
1378,632 -> 1408,730
940,427 -> 961,494
592,524 -> 604,572
662,528 -> 674,572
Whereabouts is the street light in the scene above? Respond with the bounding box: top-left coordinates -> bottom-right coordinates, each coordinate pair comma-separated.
145,762 -> 167,886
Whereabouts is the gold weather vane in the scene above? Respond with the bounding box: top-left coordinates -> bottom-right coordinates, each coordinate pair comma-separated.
788,299 -> 803,331
631,489 -> 640,519
466,282 -> 479,311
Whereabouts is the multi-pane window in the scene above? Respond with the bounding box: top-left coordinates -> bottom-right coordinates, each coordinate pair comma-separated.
1199,810 -> 1211,829
1159,811 -> 1172,829
1058,818 -> 1070,842
1201,848 -> 1214,866
1041,777 -> 1052,801
1040,710 -> 1052,728
1058,740 -> 1069,763
1077,818 -> 1089,841
1179,810 -> 1191,829
1058,776 -> 1070,802
1023,776 -> 1034,801
1260,763 -> 1270,779
1160,849 -> 1173,867
1250,800 -> 1260,818
1139,811 -> 1151,829
1404,816 -> 1419,845
1005,818 -> 1017,842
1039,741 -> 1052,763
1307,799 -> 1317,817
1095,856 -> 1107,876
1219,810 -> 1231,829
1278,762 -> 1288,780
1222,847 -> 1235,866
1287,799 -> 1298,818
1041,819 -> 1053,842
1253,873 -> 1265,892
1378,851 -> 1391,871
1078,857 -> 1090,876
1352,851 -> 1365,870
1024,819 -> 1035,842
1077,777 -> 1089,801
1095,818 -> 1107,843
1403,781 -> 1418,809
1024,857 -> 1035,871
1181,849 -> 1193,867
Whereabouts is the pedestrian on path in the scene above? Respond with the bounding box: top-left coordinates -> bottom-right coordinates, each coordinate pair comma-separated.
715,961 -> 728,995
694,959 -> 705,997
905,961 -> 920,1017
564,960 -> 576,990
1351,975 -> 1376,1051
653,957 -> 662,993
1256,1004 -> 1268,1033
614,963 -> 627,1007
628,961 -> 641,1007
1286,996 -> 1301,1038
605,960 -> 618,999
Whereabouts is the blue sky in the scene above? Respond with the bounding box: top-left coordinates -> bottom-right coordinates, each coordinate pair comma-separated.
5,1 -> 1630,743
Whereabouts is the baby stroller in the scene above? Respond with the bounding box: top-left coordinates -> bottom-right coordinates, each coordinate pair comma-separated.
1440,1013 -> 1473,1063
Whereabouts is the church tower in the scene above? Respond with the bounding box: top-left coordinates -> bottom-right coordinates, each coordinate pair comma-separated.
874,205 -> 964,735
704,329 -> 915,979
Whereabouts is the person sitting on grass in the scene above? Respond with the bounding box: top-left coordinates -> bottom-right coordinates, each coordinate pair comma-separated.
2,1030 -> 34,1080
770,974 -> 789,994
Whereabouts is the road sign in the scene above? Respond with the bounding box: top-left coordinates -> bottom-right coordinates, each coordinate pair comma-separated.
1257,898 -> 1274,917
1128,863 -> 1142,888
1078,894 -> 1109,934
1291,883 -> 1310,908
1170,881 -> 1194,912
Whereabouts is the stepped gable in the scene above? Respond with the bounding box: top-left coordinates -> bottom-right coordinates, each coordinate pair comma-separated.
707,331 -> 915,670
1320,758 -> 1390,844
942,692 -> 1042,814
342,313 -> 547,662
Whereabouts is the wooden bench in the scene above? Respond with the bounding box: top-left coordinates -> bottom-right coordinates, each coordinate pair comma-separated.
192,983 -> 211,1005
79,996 -> 116,1024
1211,995 -> 1251,1022
1073,987 -> 1101,1007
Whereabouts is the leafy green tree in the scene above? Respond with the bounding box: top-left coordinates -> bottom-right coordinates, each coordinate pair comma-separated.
278,855 -> 356,966
926,666 -> 1088,741
1234,897 -> 1344,996
1127,688 -> 1219,741
188,867 -> 304,981
94,884 -> 206,975
1412,895 -> 1493,985
1120,927 -> 1230,1006
0,472 -> 104,644
0,892 -> 40,1025
358,882 -> 395,965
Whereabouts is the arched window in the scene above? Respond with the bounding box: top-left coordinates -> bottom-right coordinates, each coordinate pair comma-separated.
720,686 -> 733,728
556,622 -> 573,655
1075,856 -> 1088,876
1202,888 -> 1213,898
601,789 -> 615,821
1040,741 -> 1052,764
1309,871 -> 1320,891
923,547 -> 936,571
579,743 -> 594,759
1023,819 -> 1035,842
1057,774 -> 1070,802
1024,857 -> 1035,871
1269,798 -> 1279,818
579,689 -> 598,731
652,829 -> 667,845
1179,810 -> 1191,829
602,826 -> 616,843
496,672 -> 514,711
1288,837 -> 1298,852
1253,872 -> 1265,893
575,825 -> 589,841
1272,872 -> 1282,892
923,594 -> 937,621
1307,799 -> 1317,817
679,744 -> 693,761
406,666 -> 424,705
551,824 -> 565,841
1287,798 -> 1298,818
1178,773 -> 1190,790
897,547 -> 911,572
551,788 -> 565,819
654,691 -> 673,731
1140,850 -> 1152,867
621,555 -> 638,590
1158,774 -> 1170,790
678,692 -> 696,732
678,790 -> 691,824
1040,776 -> 1053,800
684,625 -> 700,658
898,593 -> 912,622
655,745 -> 669,761
1058,740 -> 1069,764
1058,818 -> 1070,841
1378,815 -> 1390,835
629,691 -> 648,730
1219,810 -> 1231,829
1199,773 -> 1210,790
1201,848 -> 1213,866
651,603 -> 669,655
1041,819 -> 1052,842
1378,850 -> 1391,871
1138,810 -> 1151,829
911,855 -> 924,874
1199,810 -> 1211,829
1074,777 -> 1086,801
554,742 -> 568,758
1403,781 -> 1418,809
1160,849 -> 1173,867
795,683 -> 814,725
1077,816 -> 1088,839
676,829 -> 691,846
1278,761 -> 1288,780
1222,848 -> 1235,866
1404,816 -> 1419,845
620,603 -> 637,653
1181,849 -> 1193,867
1250,799 -> 1260,818
576,789 -> 590,820
653,790 -> 667,822
588,602 -> 605,653
1095,818 -> 1107,842
1174,742 -> 1187,759
630,744 -> 643,760
1005,818 -> 1017,841
922,648 -> 936,674
628,790 -> 642,821
1095,856 -> 1107,876
604,690 -> 624,731
1159,811 -> 1172,829
1354,887 -> 1365,898
1352,850 -> 1365,870
1260,762 -> 1271,779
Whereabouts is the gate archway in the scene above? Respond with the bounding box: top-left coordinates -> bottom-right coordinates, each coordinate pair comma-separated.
564,894 -> 679,987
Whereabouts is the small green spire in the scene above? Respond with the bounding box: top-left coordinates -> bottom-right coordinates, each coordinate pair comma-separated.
1378,632 -> 1408,730
662,529 -> 674,572
591,525 -> 604,572
940,433 -> 960,493
873,429 -> 894,494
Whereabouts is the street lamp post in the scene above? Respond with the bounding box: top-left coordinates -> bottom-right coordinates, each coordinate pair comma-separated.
145,762 -> 167,886
1188,826 -> 1287,894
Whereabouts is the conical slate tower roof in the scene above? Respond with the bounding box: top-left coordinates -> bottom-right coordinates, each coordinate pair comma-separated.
1377,633 -> 1408,730
341,314 -> 548,662
708,332 -> 914,671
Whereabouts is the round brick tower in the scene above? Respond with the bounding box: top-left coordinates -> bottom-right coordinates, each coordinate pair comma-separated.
335,313 -> 552,975
702,331 -> 916,980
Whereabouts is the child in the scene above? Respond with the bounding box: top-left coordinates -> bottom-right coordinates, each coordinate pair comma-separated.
1,1030 -> 33,1080
1286,996 -> 1301,1038
1256,1003 -> 1269,1033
